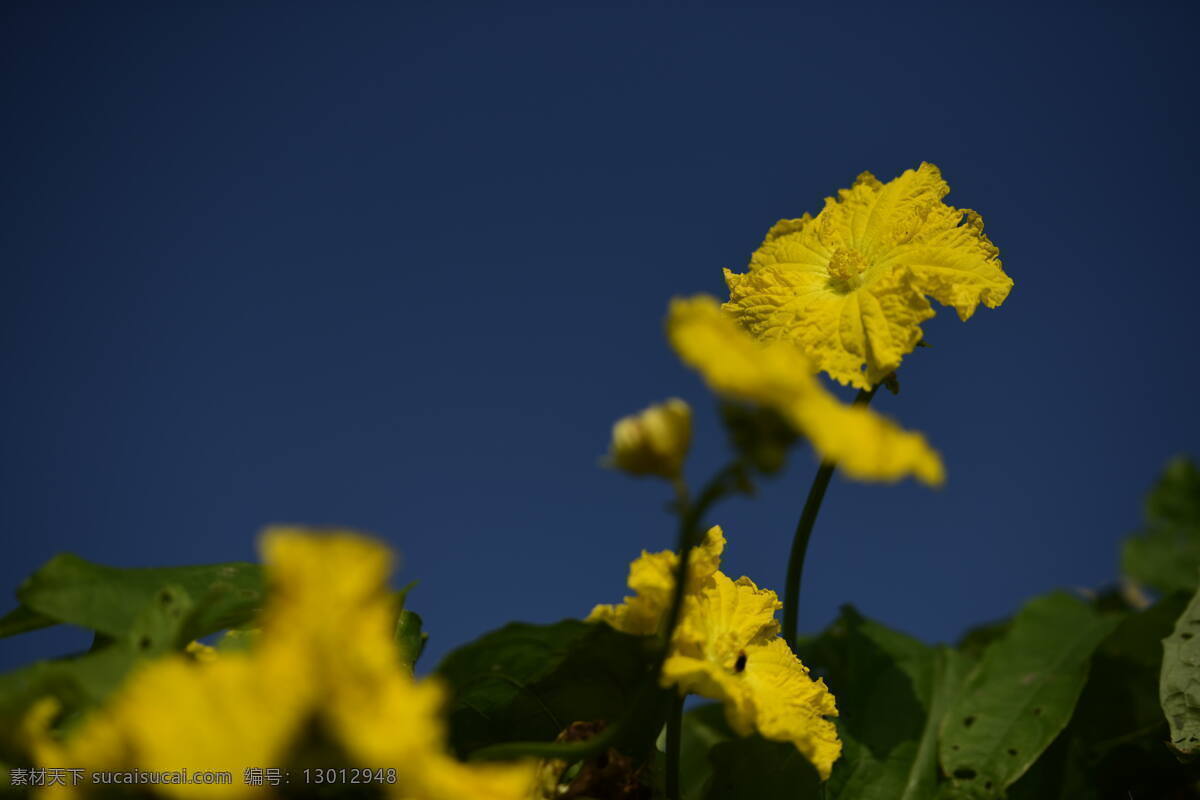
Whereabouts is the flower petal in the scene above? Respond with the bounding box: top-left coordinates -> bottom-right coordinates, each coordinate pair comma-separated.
587,526 -> 725,635
740,638 -> 841,780
669,296 -> 944,485
725,163 -> 1010,384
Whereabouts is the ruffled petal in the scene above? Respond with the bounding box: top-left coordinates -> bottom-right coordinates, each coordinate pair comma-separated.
587,526 -> 725,635
725,163 -> 1010,385
740,638 -> 841,780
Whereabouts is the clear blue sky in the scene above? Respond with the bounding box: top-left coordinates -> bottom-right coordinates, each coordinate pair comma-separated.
2,3 -> 1197,673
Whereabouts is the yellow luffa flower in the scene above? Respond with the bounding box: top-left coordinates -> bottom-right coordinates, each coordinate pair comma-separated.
588,528 -> 841,780
605,398 -> 692,480
26,528 -> 535,800
724,163 -> 1012,389
668,295 -> 944,485
588,525 -> 726,635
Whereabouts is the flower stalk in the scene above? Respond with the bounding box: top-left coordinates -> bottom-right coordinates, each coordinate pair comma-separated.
782,386 -> 877,650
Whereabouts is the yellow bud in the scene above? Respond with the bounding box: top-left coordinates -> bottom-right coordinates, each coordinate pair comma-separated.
605,398 -> 691,480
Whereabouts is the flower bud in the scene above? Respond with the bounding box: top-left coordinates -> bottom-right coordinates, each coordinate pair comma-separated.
605,398 -> 691,480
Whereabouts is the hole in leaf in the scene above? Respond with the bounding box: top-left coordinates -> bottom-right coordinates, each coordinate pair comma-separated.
137,636 -> 153,651
951,745 -> 960,751
985,781 -> 993,790
1033,707 -> 1042,715
1183,633 -> 1194,640
1007,748 -> 1018,756
159,590 -> 174,604
952,768 -> 976,780
963,715 -> 975,727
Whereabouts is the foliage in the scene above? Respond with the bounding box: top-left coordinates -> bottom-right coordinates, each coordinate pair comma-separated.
1123,457 -> 1200,595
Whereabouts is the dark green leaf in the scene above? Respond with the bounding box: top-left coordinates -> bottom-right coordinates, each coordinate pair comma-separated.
1010,593 -> 1192,800
939,592 -> 1120,798
703,735 -> 822,800
718,402 -> 797,475
956,618 -> 1010,661
799,607 -> 971,800
0,605 -> 55,639
436,620 -> 659,758
1123,456 -> 1200,594
667,703 -> 732,800
17,555 -> 264,642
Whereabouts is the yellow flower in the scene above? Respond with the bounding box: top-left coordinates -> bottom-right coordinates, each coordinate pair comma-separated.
668,295 -> 944,486
605,398 -> 692,480
723,163 -> 1012,389
589,528 -> 841,780
588,525 -> 727,635
25,528 -> 535,800
25,650 -> 308,799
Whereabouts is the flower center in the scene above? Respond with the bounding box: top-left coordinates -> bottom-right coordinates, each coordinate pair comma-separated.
827,247 -> 868,286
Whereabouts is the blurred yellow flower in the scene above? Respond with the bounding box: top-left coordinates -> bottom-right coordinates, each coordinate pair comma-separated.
724,163 -> 1012,389
26,528 -> 535,800
668,295 -> 944,486
604,398 -> 692,480
589,528 -> 841,780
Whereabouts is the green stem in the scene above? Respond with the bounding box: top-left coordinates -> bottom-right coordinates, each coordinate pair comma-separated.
665,693 -> 685,800
782,386 -> 877,650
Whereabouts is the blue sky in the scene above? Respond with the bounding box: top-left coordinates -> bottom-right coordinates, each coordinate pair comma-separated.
2,3 -> 1197,672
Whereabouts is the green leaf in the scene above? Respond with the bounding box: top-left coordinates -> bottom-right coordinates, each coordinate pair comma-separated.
395,609 -> 427,674
436,620 -> 660,758
1123,456 -> 1200,594
16,555 -> 264,642
0,605 -> 55,639
798,607 -> 971,800
0,585 -> 193,760
663,703 -> 733,800
1010,593 -> 1192,799
939,592 -> 1120,798
1161,584 -> 1200,759
702,735 -> 822,800
956,618 -> 1010,661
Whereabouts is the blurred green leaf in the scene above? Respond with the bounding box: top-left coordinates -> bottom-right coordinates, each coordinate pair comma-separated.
436,620 -> 659,758
0,606 -> 55,639
718,402 -> 797,475
956,618 -> 1010,661
0,584 -> 193,761
703,734 -> 822,800
1123,456 -> 1200,594
395,609 -> 427,674
658,703 -> 732,800
939,592 -> 1120,798
15,554 -> 264,642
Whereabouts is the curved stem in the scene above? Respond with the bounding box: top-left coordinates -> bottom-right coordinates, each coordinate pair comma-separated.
665,693 -> 685,800
782,386 -> 877,650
